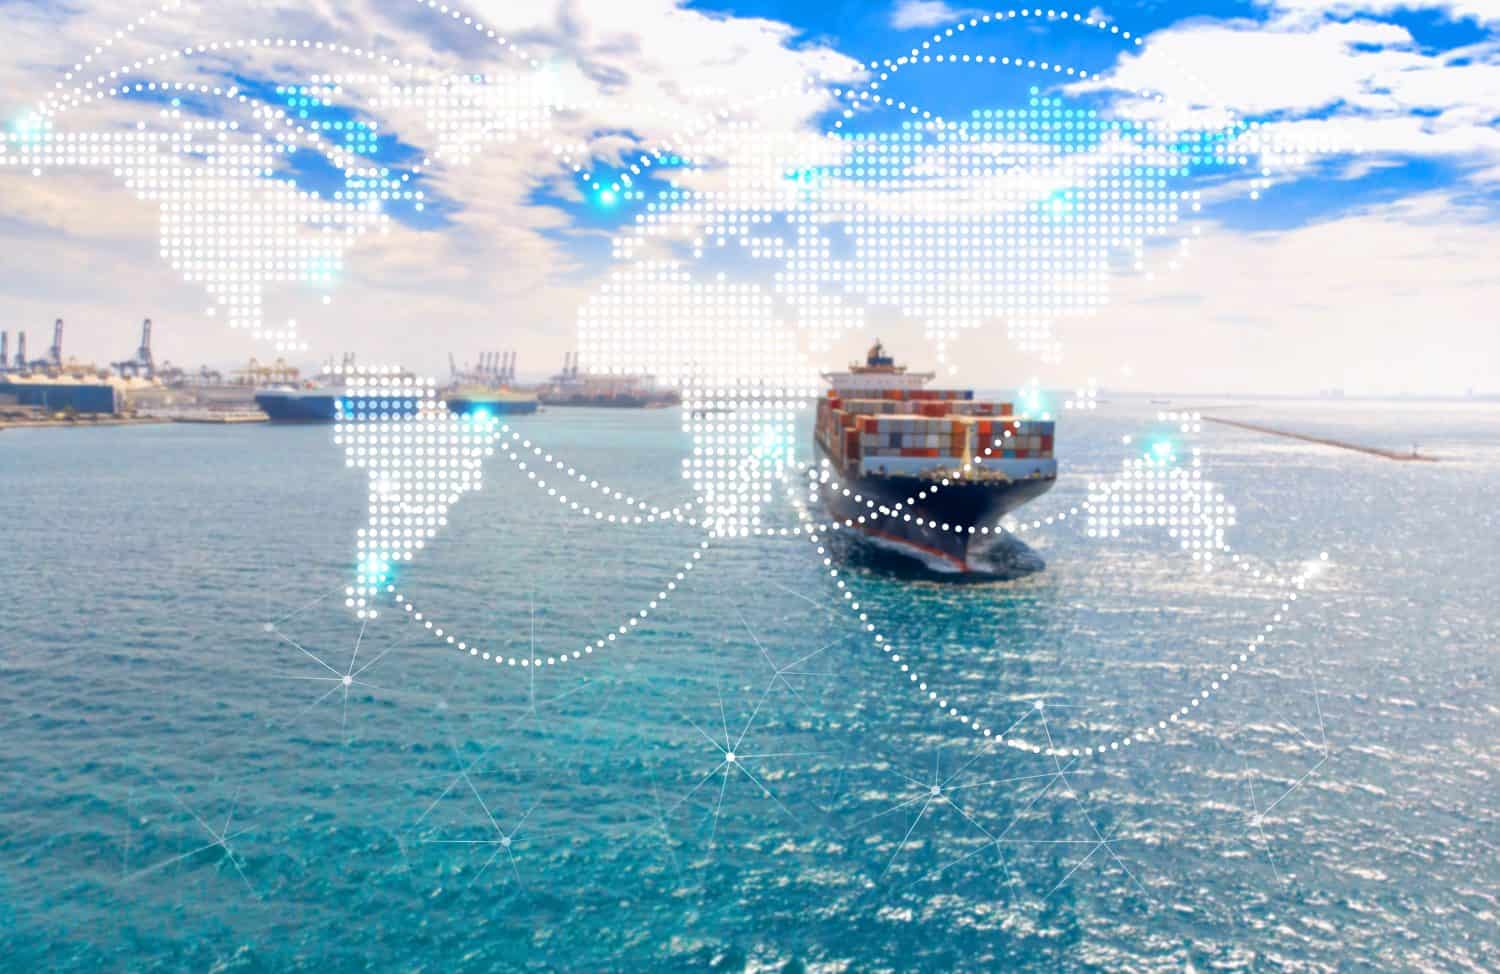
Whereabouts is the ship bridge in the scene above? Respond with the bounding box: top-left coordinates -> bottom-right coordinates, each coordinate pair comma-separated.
821,339 -> 934,395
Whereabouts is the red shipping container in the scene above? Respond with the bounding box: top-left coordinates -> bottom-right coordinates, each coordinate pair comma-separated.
1041,434 -> 1053,451
1014,449 -> 1030,459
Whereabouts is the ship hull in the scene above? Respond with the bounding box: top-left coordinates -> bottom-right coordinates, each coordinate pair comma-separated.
446,396 -> 538,416
815,447 -> 1054,574
254,391 -> 420,423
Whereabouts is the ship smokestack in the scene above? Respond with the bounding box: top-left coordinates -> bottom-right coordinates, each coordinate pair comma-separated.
49,318 -> 64,367
15,331 -> 26,370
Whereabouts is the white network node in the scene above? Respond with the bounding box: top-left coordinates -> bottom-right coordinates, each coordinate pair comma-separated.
5,52 -> 558,352
1086,413 -> 1235,568
3,1 -> 1348,757
333,366 -> 499,614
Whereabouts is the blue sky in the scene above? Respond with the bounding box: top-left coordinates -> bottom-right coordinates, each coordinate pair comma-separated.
677,0 -> 1500,236
0,0 -> 1496,395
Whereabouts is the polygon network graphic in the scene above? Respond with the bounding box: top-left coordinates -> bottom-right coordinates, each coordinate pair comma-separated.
3,0 -> 1358,936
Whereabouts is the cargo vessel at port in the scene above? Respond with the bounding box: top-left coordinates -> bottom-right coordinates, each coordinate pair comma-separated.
254,357 -> 420,423
814,342 -> 1057,574
444,385 -> 538,416
440,350 -> 539,416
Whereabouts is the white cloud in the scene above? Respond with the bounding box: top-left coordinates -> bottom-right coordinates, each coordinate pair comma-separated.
1261,0 -> 1500,26
1071,11 -> 1500,179
0,0 -> 863,376
889,0 -> 971,31
814,193 -> 1500,397
1029,193 -> 1500,396
1,0 -> 1495,396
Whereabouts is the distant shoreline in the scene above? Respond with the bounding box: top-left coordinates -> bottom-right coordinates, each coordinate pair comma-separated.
0,411 -> 266,431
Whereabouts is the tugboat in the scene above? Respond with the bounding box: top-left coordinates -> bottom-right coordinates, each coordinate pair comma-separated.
813,341 -> 1057,573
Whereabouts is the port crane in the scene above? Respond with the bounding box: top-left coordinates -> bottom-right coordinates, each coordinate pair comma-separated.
552,351 -> 582,382
450,349 -> 517,386
46,319 -> 63,370
112,318 -> 156,379
9,326 -> 65,374
234,357 -> 301,386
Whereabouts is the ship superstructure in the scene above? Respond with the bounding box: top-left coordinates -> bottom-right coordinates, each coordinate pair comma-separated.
813,342 -> 1056,573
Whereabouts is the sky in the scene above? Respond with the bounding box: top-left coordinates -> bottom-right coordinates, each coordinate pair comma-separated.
0,0 -> 1496,396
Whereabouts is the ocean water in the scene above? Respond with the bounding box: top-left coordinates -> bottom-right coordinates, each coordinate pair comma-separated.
1,399 -> 1496,972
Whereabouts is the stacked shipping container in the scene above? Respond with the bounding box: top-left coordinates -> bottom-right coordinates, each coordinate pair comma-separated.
815,390 -> 1054,474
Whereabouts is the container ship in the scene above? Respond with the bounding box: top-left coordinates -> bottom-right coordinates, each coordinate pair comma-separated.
814,342 -> 1057,574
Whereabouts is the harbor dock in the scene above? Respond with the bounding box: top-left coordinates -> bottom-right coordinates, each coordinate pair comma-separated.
167,410 -> 267,424
0,414 -> 165,431
1203,416 -> 1439,462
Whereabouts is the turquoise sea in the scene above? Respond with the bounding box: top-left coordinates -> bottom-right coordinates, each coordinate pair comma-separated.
1,399 -> 1496,971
